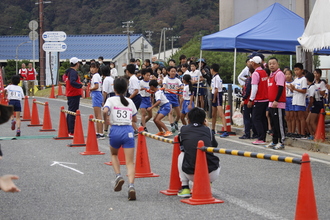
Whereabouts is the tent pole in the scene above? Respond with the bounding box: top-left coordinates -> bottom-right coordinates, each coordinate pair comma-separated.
196,50 -> 202,107
233,48 -> 237,85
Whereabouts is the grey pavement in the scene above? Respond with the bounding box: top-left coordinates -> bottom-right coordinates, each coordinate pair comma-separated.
0,97 -> 329,220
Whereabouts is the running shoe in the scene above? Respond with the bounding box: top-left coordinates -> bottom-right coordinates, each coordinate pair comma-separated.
16,130 -> 21,137
273,143 -> 285,150
11,120 -> 16,130
239,135 -> 250,139
174,121 -> 179,131
252,140 -> 266,145
68,133 -> 74,138
170,124 -> 176,133
164,131 -> 173,137
97,134 -> 105,140
144,127 -> 148,132
114,176 -> 124,192
177,188 -> 191,198
220,131 -> 229,138
155,131 -> 165,136
128,186 -> 136,201
134,130 -> 139,137
264,142 -> 276,148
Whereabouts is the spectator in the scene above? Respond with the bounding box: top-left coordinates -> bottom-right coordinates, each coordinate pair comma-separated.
285,69 -> 295,137
26,62 -> 38,98
110,62 -> 118,79
18,63 -> 27,94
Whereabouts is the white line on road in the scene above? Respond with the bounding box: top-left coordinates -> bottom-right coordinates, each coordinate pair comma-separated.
50,161 -> 84,174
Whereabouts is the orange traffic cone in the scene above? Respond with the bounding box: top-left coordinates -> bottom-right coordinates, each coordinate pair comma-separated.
80,115 -> 105,155
85,83 -> 90,98
54,106 -> 73,140
57,83 -> 63,96
160,135 -> 182,195
22,96 -> 31,121
104,147 -> 126,165
49,85 -> 55,98
1,98 -> 8,105
314,109 -> 325,142
181,140 -> 224,205
135,126 -> 159,178
68,110 -> 86,147
40,102 -> 55,132
28,99 -> 43,127
295,153 -> 318,220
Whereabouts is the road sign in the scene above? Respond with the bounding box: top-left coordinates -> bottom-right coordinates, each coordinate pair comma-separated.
29,31 -> 38,41
42,42 -> 67,52
42,31 -> 67,42
29,20 -> 38,31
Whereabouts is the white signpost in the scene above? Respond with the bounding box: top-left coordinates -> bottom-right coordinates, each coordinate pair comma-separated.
42,31 -> 67,86
28,20 -> 38,69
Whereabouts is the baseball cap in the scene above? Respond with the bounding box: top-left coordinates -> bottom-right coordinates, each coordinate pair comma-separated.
152,61 -> 160,65
248,51 -> 258,59
249,56 -> 262,64
70,57 -> 81,64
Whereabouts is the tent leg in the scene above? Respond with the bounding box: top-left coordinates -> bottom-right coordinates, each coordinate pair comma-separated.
233,48 -> 237,85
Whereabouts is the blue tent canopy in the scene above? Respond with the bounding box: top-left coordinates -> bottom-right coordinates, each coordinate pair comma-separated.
201,3 -> 329,55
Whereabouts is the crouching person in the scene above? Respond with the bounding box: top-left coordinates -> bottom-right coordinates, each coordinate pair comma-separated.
177,107 -> 220,198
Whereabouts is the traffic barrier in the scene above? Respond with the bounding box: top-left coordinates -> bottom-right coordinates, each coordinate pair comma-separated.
160,135 -> 182,196
39,101 -> 55,132
295,153 -> 318,220
80,115 -> 105,155
57,83 -> 64,96
67,110 -> 86,147
50,85 -> 56,98
181,140 -> 224,205
53,106 -> 73,140
22,96 -> 31,121
104,147 -> 126,165
314,109 -> 325,142
201,147 -> 318,217
27,99 -> 43,127
220,105 -> 236,135
135,126 -> 159,178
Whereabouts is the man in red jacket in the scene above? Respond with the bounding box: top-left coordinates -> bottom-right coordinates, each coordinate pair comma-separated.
248,56 -> 269,145
66,57 -> 85,136
26,63 -> 38,98
265,57 -> 286,150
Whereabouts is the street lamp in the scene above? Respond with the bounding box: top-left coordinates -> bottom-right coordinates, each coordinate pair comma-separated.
168,36 -> 180,56
16,41 -> 31,75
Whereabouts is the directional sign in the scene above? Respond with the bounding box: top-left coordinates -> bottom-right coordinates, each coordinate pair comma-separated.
42,42 -> 67,52
42,31 -> 67,42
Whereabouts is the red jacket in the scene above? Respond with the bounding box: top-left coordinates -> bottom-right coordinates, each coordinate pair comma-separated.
65,68 -> 82,97
255,69 -> 268,101
27,68 -> 36,80
268,70 -> 286,102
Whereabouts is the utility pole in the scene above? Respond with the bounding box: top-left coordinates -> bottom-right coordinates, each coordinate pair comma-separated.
122,21 -> 134,62
304,0 -> 313,71
168,36 -> 180,56
145,30 -> 153,42
158,29 -> 163,59
35,0 -> 51,89
162,27 -> 173,61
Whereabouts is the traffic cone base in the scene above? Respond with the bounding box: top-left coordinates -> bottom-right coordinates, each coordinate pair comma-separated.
80,115 -> 105,155
68,143 -> 86,147
160,135 -> 182,196
54,136 -> 73,140
40,128 -> 56,132
28,124 -> 43,127
181,197 -> 224,205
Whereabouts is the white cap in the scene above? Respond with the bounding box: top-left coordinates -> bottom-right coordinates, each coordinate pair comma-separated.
70,57 -> 81,64
249,56 -> 262,64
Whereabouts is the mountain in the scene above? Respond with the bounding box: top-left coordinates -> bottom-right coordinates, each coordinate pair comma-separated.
0,0 -> 219,52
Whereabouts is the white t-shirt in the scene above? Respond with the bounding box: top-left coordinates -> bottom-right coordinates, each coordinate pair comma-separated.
111,68 -> 118,78
292,76 -> 307,106
139,80 -> 151,97
154,90 -> 169,106
314,80 -> 326,100
102,76 -> 114,94
182,84 -> 192,101
286,81 -> 294,97
91,73 -> 102,92
5,84 -> 24,100
237,66 -> 249,86
104,96 -> 137,126
211,74 -> 222,94
128,75 -> 140,95
163,77 -> 182,94
307,84 -> 317,101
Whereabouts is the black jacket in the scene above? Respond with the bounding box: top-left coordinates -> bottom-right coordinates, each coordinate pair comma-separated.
179,124 -> 220,174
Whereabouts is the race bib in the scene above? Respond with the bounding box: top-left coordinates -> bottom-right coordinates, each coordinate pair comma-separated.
112,106 -> 132,124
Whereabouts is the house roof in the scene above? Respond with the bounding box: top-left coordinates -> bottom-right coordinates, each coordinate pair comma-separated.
0,34 -> 143,61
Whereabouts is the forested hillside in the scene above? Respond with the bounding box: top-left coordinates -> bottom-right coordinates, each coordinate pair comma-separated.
0,0 -> 219,52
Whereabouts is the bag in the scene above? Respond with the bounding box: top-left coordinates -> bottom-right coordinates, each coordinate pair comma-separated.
232,109 -> 243,126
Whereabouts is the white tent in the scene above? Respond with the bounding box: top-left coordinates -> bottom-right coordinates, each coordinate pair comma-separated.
298,0 -> 330,51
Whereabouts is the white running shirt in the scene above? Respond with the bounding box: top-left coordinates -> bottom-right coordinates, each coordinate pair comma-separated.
5,85 -> 24,100
292,76 -> 307,106
104,96 -> 137,126
91,73 -> 102,91
102,76 -> 114,94
211,74 -> 223,94
139,80 -> 151,97
154,90 -> 169,106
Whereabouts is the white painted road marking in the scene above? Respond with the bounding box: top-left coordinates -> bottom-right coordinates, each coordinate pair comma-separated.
50,161 -> 84,174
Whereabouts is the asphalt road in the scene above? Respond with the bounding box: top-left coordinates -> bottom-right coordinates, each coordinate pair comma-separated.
0,97 -> 329,220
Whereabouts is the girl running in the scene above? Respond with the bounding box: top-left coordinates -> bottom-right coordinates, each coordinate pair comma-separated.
139,69 -> 152,131
103,77 -> 137,201
181,74 -> 194,125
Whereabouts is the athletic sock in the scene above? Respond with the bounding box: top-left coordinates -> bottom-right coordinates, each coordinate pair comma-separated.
116,173 -> 121,178
129,183 -> 134,188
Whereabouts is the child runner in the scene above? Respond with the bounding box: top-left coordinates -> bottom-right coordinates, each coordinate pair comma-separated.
181,74 -> 194,125
89,62 -> 105,139
177,107 -> 220,198
139,69 -> 152,131
210,64 -> 228,138
289,63 -> 307,138
126,64 -> 142,135
102,66 -> 114,135
147,79 -> 172,137
189,62 -> 205,109
163,66 -> 182,133
103,77 -> 137,201
4,75 -> 25,137
285,69 -> 295,137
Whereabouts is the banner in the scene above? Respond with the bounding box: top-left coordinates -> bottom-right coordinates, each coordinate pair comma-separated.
45,52 -> 59,86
